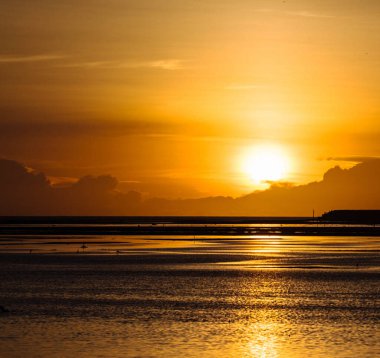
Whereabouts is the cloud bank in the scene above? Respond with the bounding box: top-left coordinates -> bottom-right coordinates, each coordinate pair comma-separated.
0,158 -> 379,216
0,54 -> 65,64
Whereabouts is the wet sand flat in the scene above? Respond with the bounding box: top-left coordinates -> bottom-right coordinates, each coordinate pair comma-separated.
0,231 -> 379,357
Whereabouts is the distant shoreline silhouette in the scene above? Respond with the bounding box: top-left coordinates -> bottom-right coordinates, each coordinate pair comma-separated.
0,214 -> 379,237
321,210 -> 380,224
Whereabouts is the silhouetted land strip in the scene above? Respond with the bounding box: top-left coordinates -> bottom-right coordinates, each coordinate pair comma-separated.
0,216 -> 310,225
0,224 -> 379,237
321,210 -> 380,224
1,214 -> 379,236
1,212 -> 379,226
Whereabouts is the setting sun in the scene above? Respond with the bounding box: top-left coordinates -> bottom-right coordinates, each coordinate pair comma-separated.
241,144 -> 291,184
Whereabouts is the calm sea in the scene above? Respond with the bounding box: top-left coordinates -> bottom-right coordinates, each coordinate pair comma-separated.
0,233 -> 379,357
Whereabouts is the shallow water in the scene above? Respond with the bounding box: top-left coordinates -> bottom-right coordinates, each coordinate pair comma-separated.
0,235 -> 379,357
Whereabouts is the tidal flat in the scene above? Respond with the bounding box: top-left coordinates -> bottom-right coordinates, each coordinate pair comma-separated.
0,233 -> 379,357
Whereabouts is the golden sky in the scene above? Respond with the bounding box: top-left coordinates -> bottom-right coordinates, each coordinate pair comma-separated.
0,0 -> 379,197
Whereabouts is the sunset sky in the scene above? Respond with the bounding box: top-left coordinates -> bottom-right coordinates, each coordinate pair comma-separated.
1,0 -> 379,198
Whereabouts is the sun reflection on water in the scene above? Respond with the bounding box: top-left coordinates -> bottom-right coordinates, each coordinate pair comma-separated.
248,324 -> 278,358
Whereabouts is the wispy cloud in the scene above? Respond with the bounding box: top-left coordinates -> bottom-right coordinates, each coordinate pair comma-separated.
146,59 -> 185,70
255,9 -> 334,19
61,59 -> 186,71
327,156 -> 380,163
0,54 -> 65,64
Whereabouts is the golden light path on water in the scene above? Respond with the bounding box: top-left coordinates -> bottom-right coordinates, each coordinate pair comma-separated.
0,234 -> 379,357
247,322 -> 279,358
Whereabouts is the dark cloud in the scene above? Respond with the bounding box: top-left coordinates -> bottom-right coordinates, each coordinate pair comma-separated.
136,160 -> 380,216
0,158 -> 379,216
0,159 -> 51,215
236,160 -> 380,216
0,159 -> 139,215
0,158 -> 49,190
0,111 -> 178,139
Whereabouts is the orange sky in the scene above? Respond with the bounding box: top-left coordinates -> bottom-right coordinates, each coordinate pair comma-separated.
0,0 -> 379,198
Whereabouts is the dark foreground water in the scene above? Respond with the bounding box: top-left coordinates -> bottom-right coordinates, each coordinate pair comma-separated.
0,235 -> 379,357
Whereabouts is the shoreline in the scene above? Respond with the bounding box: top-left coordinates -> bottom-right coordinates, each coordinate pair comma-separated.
0,224 -> 379,236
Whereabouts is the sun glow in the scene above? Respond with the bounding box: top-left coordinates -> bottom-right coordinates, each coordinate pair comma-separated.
240,144 -> 291,184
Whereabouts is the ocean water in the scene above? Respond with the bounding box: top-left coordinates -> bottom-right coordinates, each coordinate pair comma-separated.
0,234 -> 379,357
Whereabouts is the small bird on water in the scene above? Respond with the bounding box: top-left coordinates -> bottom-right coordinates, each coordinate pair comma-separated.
80,243 -> 88,253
